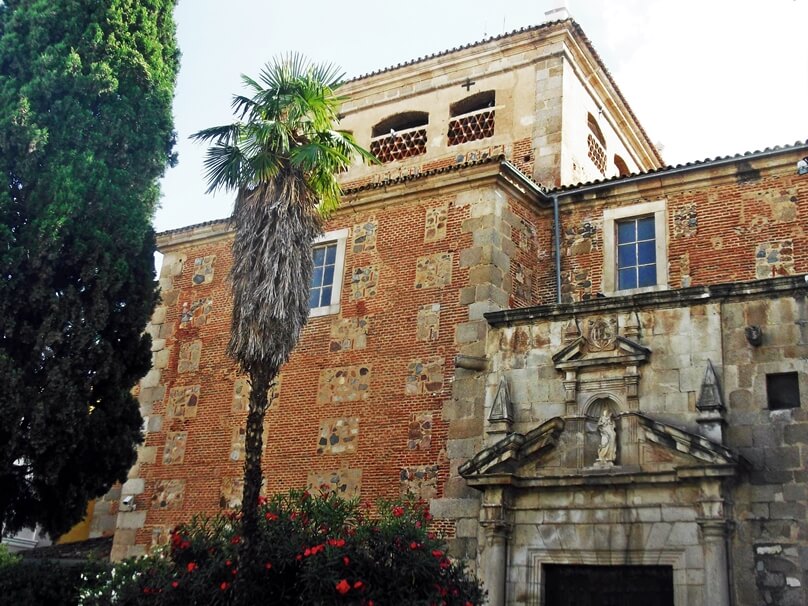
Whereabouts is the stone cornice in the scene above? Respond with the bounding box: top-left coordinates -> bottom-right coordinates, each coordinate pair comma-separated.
485,275 -> 808,326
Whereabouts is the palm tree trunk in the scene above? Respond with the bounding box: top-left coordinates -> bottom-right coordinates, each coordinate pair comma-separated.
237,365 -> 275,604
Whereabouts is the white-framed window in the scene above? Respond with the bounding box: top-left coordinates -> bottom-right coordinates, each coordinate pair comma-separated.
602,200 -> 668,295
309,228 -> 349,317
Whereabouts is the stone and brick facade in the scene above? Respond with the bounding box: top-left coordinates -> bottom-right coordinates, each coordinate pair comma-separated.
88,15 -> 808,606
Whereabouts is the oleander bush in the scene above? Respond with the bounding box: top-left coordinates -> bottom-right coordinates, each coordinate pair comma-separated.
82,489 -> 484,605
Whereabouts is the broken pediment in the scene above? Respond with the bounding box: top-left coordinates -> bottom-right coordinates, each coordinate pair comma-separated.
552,335 -> 650,370
460,413 -> 740,488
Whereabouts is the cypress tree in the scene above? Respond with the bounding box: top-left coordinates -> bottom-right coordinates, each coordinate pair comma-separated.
0,0 -> 178,537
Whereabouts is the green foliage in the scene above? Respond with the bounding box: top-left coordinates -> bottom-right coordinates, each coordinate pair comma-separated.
87,490 -> 485,606
192,54 -> 375,215
0,558 -> 109,606
0,543 -> 21,568
0,0 -> 179,536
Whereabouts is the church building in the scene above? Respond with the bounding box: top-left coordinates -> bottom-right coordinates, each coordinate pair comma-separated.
92,12 -> 807,606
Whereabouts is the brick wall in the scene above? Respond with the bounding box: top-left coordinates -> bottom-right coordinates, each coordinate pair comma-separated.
112,167 -> 543,558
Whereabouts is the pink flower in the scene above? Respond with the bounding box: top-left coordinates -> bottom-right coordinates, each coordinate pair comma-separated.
171,581 -> 179,589
336,579 -> 351,595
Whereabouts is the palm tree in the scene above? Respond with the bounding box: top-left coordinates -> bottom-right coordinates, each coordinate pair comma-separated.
191,54 -> 374,591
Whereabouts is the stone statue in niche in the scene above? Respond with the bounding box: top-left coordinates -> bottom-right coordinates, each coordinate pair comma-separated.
595,409 -> 617,466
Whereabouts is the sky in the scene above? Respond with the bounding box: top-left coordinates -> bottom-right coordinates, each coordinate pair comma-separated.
156,0 -> 808,233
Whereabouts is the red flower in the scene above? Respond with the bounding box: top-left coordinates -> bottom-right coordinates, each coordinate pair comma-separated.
220,581 -> 230,591
304,547 -> 312,557
265,562 -> 273,570
410,541 -> 420,550
353,580 -> 364,590
231,568 -> 238,576
432,549 -> 444,558
328,538 -> 346,547
265,512 -> 278,521
440,558 -> 451,570
225,560 -> 232,567
186,562 -> 197,573
230,535 -> 241,545
180,540 -> 190,549
335,579 -> 351,595
465,602 -> 474,606
257,495 -> 267,505
343,555 -> 351,566
392,506 -> 404,517
171,581 -> 179,589
425,512 -> 433,521
290,512 -> 298,521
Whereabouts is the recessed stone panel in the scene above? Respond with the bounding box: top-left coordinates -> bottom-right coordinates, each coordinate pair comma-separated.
416,304 -> 441,341
180,298 -> 213,328
220,477 -> 244,509
316,417 -> 360,455
415,252 -> 452,289
673,203 -> 698,238
352,219 -> 377,253
317,366 -> 371,404
405,357 -> 444,395
162,431 -> 188,465
166,385 -> 200,419
231,375 -> 281,413
307,468 -> 361,497
192,255 -> 215,286
230,426 -> 246,461
400,465 -> 439,499
424,203 -> 449,242
755,240 -> 794,279
177,340 -> 202,373
351,265 -> 379,300
329,317 -> 370,352
150,526 -> 171,552
513,261 -> 532,302
151,479 -> 185,510
408,412 -> 433,450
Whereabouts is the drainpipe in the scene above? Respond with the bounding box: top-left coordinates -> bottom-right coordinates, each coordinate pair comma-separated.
553,195 -> 562,303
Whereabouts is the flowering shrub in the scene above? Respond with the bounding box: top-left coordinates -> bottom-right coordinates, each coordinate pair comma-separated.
85,489 -> 484,605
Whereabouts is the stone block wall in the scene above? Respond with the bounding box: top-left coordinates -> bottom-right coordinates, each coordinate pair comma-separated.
483,278 -> 808,605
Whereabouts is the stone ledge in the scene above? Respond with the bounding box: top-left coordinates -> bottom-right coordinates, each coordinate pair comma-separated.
486,275 -> 808,326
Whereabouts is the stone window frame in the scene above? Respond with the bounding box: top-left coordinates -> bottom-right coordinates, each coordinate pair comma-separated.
310,228 -> 349,318
602,200 -> 668,296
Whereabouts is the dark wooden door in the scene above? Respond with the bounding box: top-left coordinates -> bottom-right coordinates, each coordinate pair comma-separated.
543,564 -> 674,606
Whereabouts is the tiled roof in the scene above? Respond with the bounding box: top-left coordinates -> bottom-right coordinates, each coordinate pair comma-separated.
19,536 -> 113,561
157,216 -> 230,238
342,154 -> 506,194
155,139 -> 807,239
344,18 -> 664,166
547,139 -> 808,194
